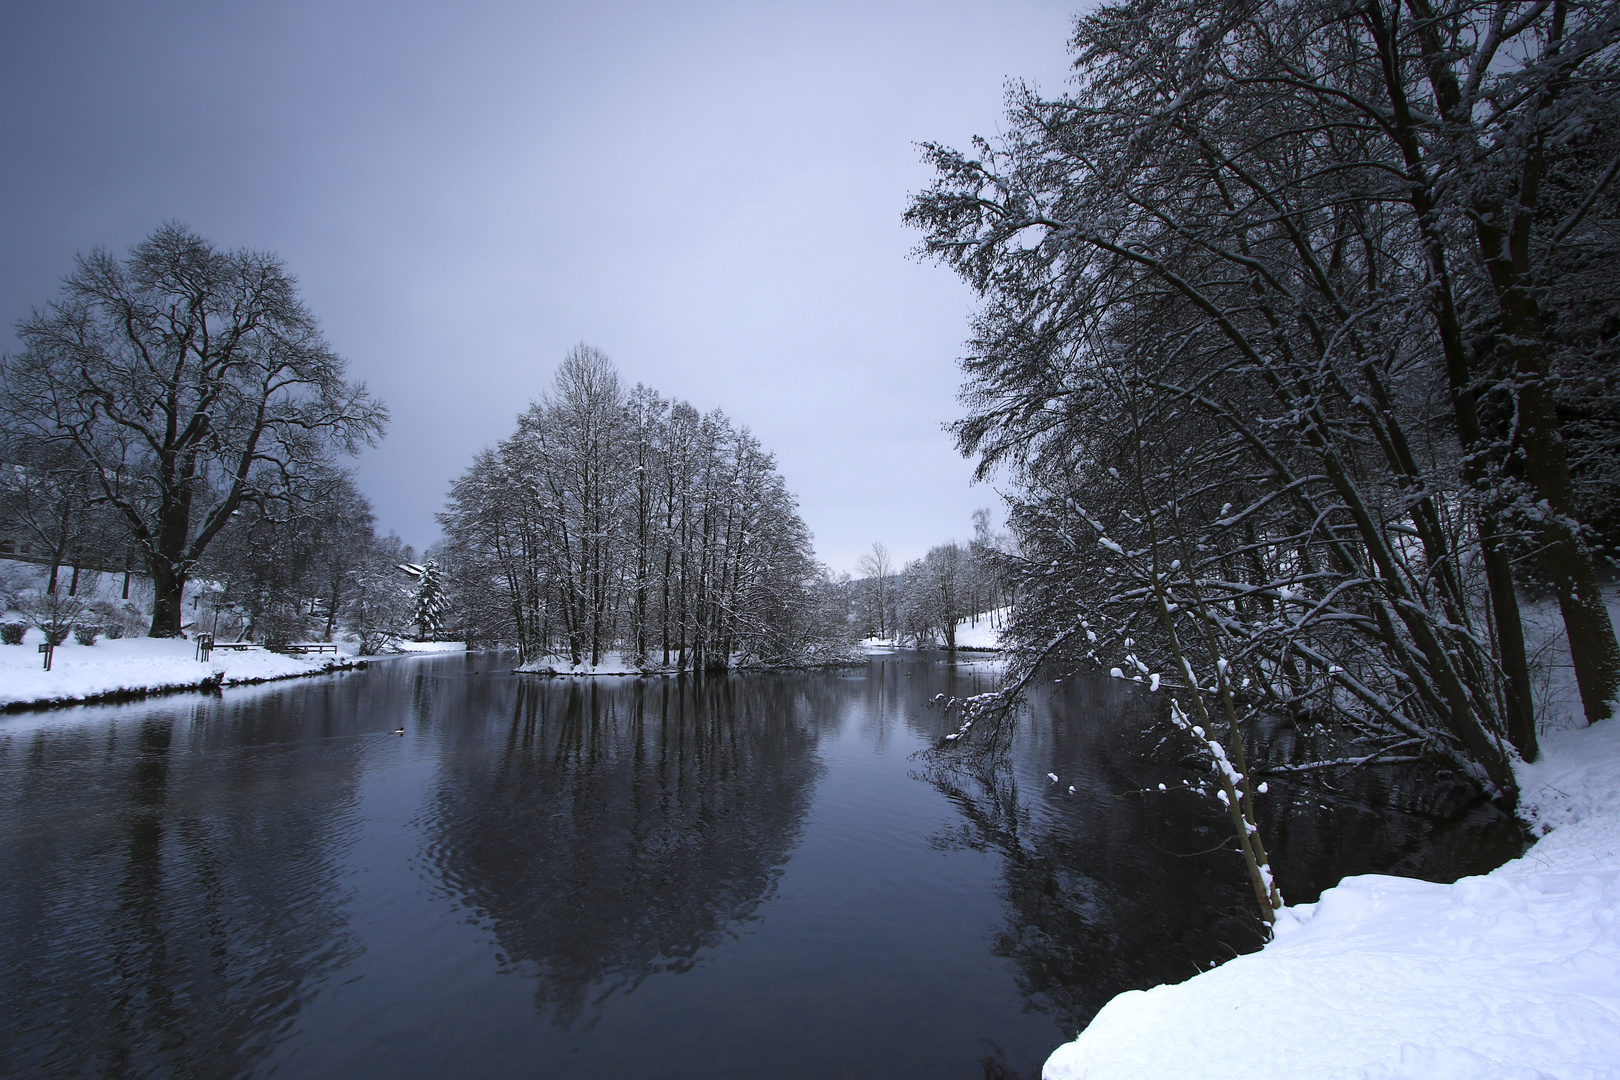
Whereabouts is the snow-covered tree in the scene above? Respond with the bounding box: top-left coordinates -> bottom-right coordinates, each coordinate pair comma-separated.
0,224 -> 388,636
908,0 -> 1620,810
438,346 -> 832,667
411,560 -> 449,642
342,533 -> 413,655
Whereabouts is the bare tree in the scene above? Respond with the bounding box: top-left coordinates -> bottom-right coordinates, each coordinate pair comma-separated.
898,542 -> 971,650
900,0 -> 1620,847
0,436 -> 119,595
856,541 -> 893,640
438,346 -> 831,668
1,224 -> 388,636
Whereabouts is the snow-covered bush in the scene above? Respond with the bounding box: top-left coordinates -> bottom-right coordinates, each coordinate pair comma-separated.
1,623 -> 24,645
18,589 -> 83,649
73,625 -> 99,646
86,599 -> 140,640
0,563 -> 30,612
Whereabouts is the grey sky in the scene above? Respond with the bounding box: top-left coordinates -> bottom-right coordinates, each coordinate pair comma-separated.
1,1 -> 1078,572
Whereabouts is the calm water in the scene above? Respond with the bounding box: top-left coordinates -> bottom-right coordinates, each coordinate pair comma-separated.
0,652 -> 1518,1079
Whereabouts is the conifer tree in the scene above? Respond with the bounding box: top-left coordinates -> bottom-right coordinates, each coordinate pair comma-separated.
413,560 -> 449,642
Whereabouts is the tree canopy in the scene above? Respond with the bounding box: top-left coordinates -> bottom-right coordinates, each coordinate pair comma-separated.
440,345 -> 837,669
1,224 -> 388,635
909,0 -> 1620,824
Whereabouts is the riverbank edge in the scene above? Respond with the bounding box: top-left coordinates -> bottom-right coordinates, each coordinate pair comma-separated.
512,655 -> 871,677
1040,716 -> 1620,1078
513,642 -> 1012,677
0,655 -> 370,714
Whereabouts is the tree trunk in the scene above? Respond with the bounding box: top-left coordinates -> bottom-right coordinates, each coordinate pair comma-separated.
1480,514 -> 1537,758
1367,2 -> 1544,752
324,581 -> 340,640
148,558 -> 185,637
1479,226 -> 1620,725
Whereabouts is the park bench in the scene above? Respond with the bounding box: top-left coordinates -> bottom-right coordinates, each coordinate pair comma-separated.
194,635 -> 339,660
194,634 -> 261,661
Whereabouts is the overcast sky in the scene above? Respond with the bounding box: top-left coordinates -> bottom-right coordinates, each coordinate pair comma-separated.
0,1 -> 1080,572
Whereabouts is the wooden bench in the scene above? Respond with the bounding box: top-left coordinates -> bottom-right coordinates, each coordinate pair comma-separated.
195,637 -> 339,660
195,636 -> 260,662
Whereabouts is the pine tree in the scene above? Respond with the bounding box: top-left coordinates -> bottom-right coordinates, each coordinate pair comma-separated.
413,560 -> 449,642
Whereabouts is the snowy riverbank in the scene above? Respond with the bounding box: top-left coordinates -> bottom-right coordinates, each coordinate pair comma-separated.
513,644 -> 865,677
1044,718 -> 1620,1079
514,650 -> 651,676
0,632 -> 366,710
857,606 -> 1010,652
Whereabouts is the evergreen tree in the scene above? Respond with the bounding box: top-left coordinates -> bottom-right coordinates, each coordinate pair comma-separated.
413,560 -> 449,642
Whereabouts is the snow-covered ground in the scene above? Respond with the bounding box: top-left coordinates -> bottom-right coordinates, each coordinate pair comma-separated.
0,628 -> 359,709
859,607 -> 1009,651
514,650 -> 655,676
1045,586 -> 1620,1079
1044,717 -> 1620,1079
389,640 -> 467,655
953,605 -> 1008,650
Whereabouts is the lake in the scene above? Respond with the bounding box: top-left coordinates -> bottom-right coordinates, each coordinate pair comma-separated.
0,651 -> 1519,1079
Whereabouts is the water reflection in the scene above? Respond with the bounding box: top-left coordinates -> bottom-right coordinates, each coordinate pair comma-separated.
1244,714 -> 1525,901
424,675 -> 825,1027
924,675 -> 1526,1041
0,695 -> 366,1079
0,656 -> 1516,1080
923,677 -> 1263,1039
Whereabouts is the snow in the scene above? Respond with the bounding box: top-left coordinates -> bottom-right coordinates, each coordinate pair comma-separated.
856,607 -> 1007,651
513,650 -> 653,676
0,628 -> 359,710
1043,717 -> 1620,1080
391,640 -> 467,654
953,606 -> 1008,650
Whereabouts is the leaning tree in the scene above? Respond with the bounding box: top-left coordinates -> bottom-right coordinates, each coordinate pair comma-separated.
1,223 -> 387,636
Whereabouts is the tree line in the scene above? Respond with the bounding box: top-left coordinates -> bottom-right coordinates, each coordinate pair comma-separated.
908,0 -> 1620,885
842,511 -> 1014,649
437,345 -> 844,669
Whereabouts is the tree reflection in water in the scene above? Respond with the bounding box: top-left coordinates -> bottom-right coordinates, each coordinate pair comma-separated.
921,674 -> 1524,1048
923,677 -> 1264,1043
0,690 -> 367,1079
425,673 -> 825,1028
0,657 -> 1523,1080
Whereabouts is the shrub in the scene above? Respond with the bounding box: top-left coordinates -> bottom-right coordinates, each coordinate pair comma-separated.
73,625 -> 100,646
104,623 -> 125,640
0,623 -> 24,645
44,626 -> 70,647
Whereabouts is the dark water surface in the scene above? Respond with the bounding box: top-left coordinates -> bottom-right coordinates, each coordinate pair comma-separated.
0,652 -> 1517,1079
